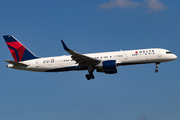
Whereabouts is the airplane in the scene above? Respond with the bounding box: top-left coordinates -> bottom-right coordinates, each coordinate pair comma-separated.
3,35 -> 177,80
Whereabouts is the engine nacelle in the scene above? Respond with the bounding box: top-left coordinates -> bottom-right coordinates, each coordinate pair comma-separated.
97,60 -> 116,69
96,60 -> 117,74
104,69 -> 117,74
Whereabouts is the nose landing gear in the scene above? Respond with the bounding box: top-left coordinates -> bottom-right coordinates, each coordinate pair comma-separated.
155,62 -> 160,73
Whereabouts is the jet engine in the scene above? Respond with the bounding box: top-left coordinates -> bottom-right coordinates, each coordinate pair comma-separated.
96,60 -> 117,74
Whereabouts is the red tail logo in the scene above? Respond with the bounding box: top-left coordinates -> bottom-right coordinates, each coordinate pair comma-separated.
3,35 -> 38,62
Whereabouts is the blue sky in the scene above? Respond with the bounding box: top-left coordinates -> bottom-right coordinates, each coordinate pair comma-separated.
0,0 -> 180,120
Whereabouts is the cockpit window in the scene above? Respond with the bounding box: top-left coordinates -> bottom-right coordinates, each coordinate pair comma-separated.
166,51 -> 172,54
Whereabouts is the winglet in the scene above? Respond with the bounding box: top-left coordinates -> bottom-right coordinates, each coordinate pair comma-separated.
61,40 -> 70,51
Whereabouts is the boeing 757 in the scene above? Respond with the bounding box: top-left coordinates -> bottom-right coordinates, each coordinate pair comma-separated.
3,35 -> 177,80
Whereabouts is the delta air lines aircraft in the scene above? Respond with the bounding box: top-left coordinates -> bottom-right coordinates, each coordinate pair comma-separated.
3,35 -> 177,80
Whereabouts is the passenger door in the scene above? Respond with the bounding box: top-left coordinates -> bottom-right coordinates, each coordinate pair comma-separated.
124,53 -> 128,60
158,51 -> 162,57
36,61 -> 39,67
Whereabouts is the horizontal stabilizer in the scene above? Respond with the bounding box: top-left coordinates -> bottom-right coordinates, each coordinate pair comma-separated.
5,60 -> 29,66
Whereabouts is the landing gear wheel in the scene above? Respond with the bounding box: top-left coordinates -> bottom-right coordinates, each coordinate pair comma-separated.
91,75 -> 95,79
155,69 -> 158,73
90,74 -> 95,79
86,74 -> 91,80
85,74 -> 95,80
86,66 -> 95,80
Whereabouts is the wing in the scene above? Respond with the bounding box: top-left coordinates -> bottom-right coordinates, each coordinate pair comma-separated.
61,40 -> 101,68
5,60 -> 29,66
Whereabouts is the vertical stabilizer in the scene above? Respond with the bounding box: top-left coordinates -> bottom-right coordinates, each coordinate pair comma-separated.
3,35 -> 38,62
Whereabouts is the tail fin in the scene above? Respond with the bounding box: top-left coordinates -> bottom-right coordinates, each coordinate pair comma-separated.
3,35 -> 38,62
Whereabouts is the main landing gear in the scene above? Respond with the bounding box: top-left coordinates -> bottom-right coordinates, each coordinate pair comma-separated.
155,62 -> 160,73
85,66 -> 95,80
86,73 -> 95,80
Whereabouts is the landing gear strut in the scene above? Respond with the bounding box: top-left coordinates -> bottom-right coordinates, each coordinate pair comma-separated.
155,62 -> 160,73
86,66 -> 95,80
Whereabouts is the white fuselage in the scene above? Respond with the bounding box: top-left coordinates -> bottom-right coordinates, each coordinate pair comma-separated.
7,48 -> 177,72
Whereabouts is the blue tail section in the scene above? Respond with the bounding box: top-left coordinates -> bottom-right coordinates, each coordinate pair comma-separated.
3,35 -> 38,62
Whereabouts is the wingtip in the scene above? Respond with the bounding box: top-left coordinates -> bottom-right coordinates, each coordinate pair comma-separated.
61,40 -> 70,51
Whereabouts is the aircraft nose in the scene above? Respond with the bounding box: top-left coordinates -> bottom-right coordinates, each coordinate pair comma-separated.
172,54 -> 177,60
